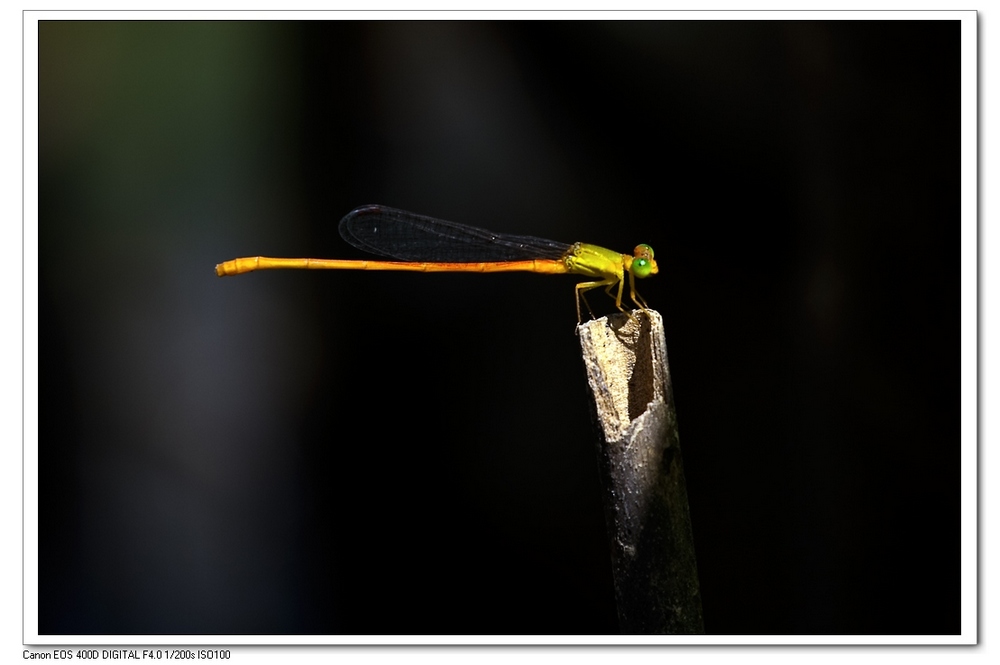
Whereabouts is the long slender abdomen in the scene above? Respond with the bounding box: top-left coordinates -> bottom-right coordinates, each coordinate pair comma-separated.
215,257 -> 570,277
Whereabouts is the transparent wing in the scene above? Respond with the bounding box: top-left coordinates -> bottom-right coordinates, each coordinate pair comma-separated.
338,205 -> 572,262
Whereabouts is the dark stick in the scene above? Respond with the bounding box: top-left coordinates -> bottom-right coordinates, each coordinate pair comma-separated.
577,310 -> 704,634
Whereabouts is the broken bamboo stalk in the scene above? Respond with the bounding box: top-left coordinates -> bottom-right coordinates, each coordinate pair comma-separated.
577,310 -> 704,634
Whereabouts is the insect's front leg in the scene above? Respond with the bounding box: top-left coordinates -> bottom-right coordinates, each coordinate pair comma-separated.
629,270 -> 650,311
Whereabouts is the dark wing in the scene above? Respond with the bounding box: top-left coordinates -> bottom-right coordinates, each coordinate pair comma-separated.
338,205 -> 571,262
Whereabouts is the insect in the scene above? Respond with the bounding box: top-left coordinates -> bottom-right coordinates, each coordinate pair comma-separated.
216,204 -> 658,322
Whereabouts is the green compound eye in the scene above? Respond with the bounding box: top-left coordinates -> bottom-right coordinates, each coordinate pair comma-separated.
630,244 -> 656,278
632,257 -> 653,278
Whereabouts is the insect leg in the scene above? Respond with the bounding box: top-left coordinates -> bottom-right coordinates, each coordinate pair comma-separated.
629,270 -> 650,311
575,278 -> 617,323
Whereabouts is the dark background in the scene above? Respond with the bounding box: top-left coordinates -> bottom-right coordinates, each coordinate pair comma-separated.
38,20 -> 961,635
